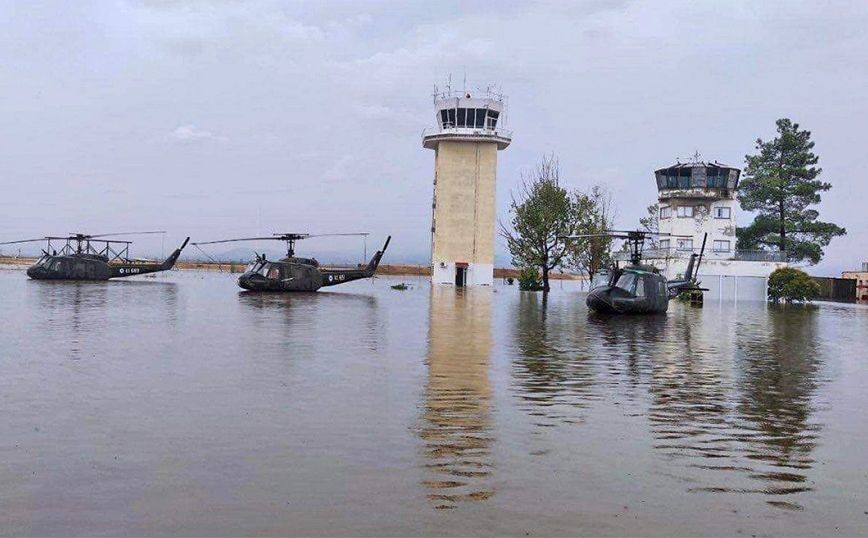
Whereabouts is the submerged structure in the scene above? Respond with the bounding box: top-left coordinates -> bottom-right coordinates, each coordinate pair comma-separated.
422,84 -> 512,287
646,155 -> 786,300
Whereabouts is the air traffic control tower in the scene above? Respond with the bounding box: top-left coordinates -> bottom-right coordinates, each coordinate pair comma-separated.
422,86 -> 512,286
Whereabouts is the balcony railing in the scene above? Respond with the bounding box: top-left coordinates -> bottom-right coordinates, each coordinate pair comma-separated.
422,126 -> 513,139
614,247 -> 786,262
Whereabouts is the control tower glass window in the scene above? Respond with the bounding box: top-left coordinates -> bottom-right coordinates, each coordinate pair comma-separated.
475,108 -> 485,128
678,169 -> 691,188
707,168 -> 727,188
457,108 -> 467,127
486,110 -> 499,130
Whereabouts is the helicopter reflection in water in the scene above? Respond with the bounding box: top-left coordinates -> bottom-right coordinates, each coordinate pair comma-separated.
419,287 -> 494,509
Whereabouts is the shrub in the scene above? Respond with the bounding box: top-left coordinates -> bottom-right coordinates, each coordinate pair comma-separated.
517,267 -> 543,291
767,267 -> 820,303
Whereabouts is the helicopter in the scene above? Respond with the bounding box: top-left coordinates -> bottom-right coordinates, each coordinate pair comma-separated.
562,230 -> 707,315
191,233 -> 391,292
0,232 -> 189,281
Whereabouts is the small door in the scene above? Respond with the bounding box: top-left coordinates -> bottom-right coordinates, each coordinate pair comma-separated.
455,266 -> 467,287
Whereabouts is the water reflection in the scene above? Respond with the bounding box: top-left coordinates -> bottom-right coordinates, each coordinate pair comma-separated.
732,306 -> 821,510
237,291 -> 380,355
643,305 -> 822,511
511,293 -> 601,428
419,287 -> 494,509
28,279 -> 178,361
509,297 -> 825,512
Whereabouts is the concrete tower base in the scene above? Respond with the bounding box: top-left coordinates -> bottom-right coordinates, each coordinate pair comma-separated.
432,262 -> 494,286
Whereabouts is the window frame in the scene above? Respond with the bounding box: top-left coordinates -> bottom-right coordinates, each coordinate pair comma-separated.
659,206 -> 672,219
714,206 -> 731,219
676,238 -> 694,251
676,206 -> 694,218
712,240 -> 731,252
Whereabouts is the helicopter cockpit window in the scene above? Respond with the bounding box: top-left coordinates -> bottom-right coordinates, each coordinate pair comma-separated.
614,273 -> 637,295
256,263 -> 271,277
635,277 -> 646,298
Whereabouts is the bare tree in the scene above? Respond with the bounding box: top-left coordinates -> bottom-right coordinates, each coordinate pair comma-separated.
499,154 -> 575,293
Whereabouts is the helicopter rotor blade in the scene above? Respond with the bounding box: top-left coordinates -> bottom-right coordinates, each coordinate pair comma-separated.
304,232 -> 371,238
0,238 -> 49,246
83,231 -> 167,239
191,237 -> 278,246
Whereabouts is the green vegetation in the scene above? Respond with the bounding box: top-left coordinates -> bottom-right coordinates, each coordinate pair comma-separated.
500,154 -> 575,293
517,267 -> 543,291
567,185 -> 615,284
390,283 -> 409,290
500,154 -> 616,293
767,267 -> 820,303
738,118 -> 845,264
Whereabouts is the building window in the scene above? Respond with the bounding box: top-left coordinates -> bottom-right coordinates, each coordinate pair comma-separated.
676,206 -> 694,218
659,239 -> 670,249
659,206 -> 672,219
714,206 -> 731,219
475,108 -> 485,128
713,240 -> 731,252
677,238 -> 694,251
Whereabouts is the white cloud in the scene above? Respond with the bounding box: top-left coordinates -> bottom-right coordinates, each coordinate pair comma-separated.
169,124 -> 226,143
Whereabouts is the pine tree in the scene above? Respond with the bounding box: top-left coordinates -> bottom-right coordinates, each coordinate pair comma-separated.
737,118 -> 845,264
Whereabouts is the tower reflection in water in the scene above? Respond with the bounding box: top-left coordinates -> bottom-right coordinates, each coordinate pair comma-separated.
419,287 -> 493,509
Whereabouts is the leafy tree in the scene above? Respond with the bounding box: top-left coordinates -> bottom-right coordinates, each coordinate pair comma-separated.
767,267 -> 820,303
639,203 -> 659,248
500,154 -> 575,293
738,118 -> 845,263
567,185 -> 615,283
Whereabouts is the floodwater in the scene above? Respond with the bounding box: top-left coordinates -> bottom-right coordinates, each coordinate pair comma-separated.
0,268 -> 866,537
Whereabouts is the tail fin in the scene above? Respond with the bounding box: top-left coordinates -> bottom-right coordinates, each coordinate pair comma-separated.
161,237 -> 190,270
683,253 -> 697,282
364,236 -> 391,275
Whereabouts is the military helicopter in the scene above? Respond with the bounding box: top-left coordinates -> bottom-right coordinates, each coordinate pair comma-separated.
0,232 -> 189,281
562,230 -> 707,315
191,233 -> 391,292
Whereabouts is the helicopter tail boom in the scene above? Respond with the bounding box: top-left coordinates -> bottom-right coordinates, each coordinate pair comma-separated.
319,236 -> 391,287
109,237 -> 190,278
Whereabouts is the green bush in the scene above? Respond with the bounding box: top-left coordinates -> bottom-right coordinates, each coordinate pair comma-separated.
517,267 -> 543,291
767,267 -> 820,303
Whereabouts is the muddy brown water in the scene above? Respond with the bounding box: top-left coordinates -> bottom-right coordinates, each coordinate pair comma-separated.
0,269 -> 866,536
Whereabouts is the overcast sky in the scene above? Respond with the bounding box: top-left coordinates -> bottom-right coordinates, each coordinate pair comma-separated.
1,0 -> 866,273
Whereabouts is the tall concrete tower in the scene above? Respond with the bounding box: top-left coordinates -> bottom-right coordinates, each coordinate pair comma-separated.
422,86 -> 512,286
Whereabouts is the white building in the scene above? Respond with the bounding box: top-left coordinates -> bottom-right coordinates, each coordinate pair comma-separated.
650,158 -> 786,301
422,86 -> 512,286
